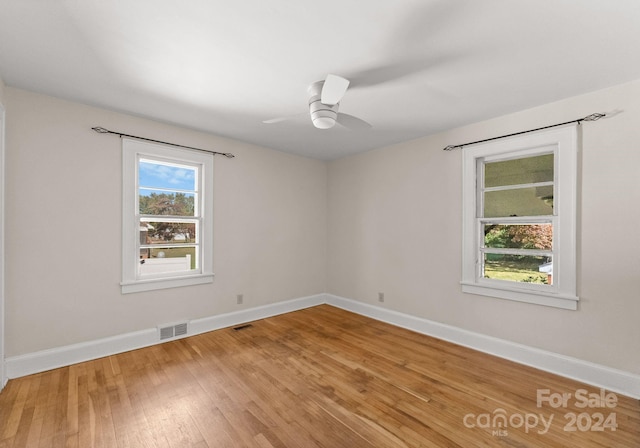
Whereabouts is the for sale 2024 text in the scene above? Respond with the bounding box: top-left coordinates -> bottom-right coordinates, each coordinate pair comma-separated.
537,388 -> 618,432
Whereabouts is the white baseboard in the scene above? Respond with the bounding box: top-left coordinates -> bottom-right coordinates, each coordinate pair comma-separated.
5,294 -> 324,380
5,292 -> 639,399
5,328 -> 158,380
325,294 -> 640,400
188,294 -> 324,335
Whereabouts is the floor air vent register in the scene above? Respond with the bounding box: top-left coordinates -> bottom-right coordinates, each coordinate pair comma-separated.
158,322 -> 188,340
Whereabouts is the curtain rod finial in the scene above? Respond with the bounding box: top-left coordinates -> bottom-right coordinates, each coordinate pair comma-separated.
224,153 -> 235,158
443,145 -> 459,151
92,126 -> 110,133
583,113 -> 606,122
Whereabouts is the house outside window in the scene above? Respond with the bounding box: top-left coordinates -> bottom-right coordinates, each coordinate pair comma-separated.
461,126 -> 578,310
122,139 -> 214,293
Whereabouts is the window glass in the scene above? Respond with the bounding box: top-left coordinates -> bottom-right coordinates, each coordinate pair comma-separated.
141,221 -> 197,244
139,192 -> 196,216
480,153 -> 554,288
484,153 -> 554,187
484,187 -> 553,217
139,160 -> 196,190
138,159 -> 200,276
139,159 -> 197,217
483,224 -> 553,250
482,254 -> 552,285
142,247 -> 197,270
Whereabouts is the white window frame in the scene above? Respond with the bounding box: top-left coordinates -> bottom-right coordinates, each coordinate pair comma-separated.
461,125 -> 578,310
122,138 -> 214,294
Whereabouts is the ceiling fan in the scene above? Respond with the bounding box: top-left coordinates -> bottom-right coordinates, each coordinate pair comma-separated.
263,74 -> 372,130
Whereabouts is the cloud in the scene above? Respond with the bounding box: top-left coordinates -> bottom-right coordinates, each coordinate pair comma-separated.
139,161 -> 195,190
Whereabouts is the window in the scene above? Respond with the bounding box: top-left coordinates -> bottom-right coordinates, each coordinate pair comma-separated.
461,126 -> 578,309
122,139 -> 214,293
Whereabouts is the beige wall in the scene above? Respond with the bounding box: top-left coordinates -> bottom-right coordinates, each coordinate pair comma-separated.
5,78 -> 640,377
0,76 -> 5,387
4,87 -> 327,356
328,79 -> 640,374
0,77 -> 5,105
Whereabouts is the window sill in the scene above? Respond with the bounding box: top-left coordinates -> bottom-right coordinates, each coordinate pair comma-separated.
121,273 -> 214,294
461,282 -> 578,310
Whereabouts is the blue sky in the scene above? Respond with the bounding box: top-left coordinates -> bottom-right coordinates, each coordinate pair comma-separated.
139,160 -> 196,192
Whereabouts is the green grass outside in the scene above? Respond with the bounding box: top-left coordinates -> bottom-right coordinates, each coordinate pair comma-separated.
484,259 -> 548,284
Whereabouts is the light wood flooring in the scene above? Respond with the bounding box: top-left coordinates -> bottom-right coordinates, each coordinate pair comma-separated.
0,305 -> 638,447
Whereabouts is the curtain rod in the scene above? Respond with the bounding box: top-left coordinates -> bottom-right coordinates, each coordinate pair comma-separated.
442,113 -> 606,151
91,126 -> 235,158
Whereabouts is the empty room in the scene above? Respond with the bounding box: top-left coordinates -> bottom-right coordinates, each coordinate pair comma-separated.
0,1 -> 639,447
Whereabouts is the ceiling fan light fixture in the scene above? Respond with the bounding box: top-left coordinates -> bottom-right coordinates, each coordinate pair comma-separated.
309,93 -> 338,129
312,115 -> 336,129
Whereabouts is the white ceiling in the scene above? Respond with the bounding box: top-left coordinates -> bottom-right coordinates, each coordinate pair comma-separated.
1,1 -> 640,160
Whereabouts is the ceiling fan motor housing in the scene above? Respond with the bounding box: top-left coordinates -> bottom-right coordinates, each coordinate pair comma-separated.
309,96 -> 338,129
308,81 -> 338,129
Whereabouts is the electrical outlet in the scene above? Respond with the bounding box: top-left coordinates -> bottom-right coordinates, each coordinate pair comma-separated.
236,294 -> 243,305
378,292 -> 384,302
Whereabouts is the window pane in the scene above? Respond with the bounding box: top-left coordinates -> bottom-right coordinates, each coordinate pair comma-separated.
484,153 -> 553,188
140,221 -> 197,244
484,224 -> 552,250
484,186 -> 553,217
139,160 -> 196,191
139,247 -> 197,272
139,191 -> 195,216
483,254 -> 552,285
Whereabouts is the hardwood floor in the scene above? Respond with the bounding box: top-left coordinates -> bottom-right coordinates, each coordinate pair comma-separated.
1,305 -> 638,447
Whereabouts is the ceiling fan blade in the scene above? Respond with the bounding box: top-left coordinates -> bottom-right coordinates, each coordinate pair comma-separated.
262,111 -> 308,124
336,113 -> 372,130
262,117 -> 291,124
321,74 -> 350,105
